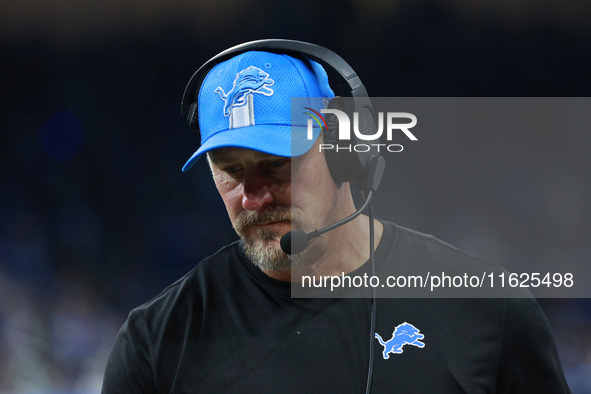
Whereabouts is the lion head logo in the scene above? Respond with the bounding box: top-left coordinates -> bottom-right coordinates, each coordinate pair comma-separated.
214,66 -> 274,128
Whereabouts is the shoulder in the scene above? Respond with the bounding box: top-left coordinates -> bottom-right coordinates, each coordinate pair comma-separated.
389,221 -> 484,259
103,242 -> 243,392
385,221 -> 506,274
496,297 -> 570,391
378,221 -> 523,298
129,241 -> 241,325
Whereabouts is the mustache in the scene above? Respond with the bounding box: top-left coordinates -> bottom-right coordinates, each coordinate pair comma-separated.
233,208 -> 302,235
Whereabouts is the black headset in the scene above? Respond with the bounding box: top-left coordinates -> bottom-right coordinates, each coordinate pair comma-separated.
181,39 -> 381,189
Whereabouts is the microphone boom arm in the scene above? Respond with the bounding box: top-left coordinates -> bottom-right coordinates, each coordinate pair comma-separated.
305,189 -> 374,242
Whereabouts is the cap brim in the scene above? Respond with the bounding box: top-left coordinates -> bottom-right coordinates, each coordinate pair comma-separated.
181,125 -> 321,172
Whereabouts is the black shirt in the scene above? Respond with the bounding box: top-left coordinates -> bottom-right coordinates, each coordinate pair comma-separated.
103,222 -> 570,393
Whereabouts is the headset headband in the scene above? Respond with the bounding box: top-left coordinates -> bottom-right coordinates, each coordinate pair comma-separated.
181,39 -> 367,121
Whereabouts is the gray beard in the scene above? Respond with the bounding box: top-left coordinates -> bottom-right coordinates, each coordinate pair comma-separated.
234,208 -> 307,273
241,228 -> 308,272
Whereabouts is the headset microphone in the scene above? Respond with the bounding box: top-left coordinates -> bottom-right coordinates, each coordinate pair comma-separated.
280,230 -> 308,255
280,156 -> 385,255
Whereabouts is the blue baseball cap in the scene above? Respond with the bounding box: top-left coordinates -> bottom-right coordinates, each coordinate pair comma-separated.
181,51 -> 335,172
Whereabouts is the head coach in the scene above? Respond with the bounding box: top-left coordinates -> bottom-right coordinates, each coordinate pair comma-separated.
102,40 -> 570,393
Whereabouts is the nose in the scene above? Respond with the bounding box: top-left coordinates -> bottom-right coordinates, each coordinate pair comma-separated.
241,168 -> 274,212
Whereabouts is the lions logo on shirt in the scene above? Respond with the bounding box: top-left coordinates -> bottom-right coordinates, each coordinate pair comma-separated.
215,66 -> 274,129
375,322 -> 425,359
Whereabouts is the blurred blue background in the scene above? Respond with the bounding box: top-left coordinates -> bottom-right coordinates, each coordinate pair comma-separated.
1,0 -> 590,392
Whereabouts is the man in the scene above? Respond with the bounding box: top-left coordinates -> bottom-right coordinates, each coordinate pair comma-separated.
103,41 -> 570,393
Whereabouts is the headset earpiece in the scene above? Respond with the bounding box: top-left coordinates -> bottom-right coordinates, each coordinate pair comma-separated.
323,97 -> 350,184
188,102 -> 200,132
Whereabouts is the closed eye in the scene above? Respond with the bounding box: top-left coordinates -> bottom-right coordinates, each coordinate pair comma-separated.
269,159 -> 286,168
265,159 -> 291,176
223,165 -> 243,175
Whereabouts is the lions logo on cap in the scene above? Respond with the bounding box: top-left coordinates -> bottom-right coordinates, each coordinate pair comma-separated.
215,66 -> 274,129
